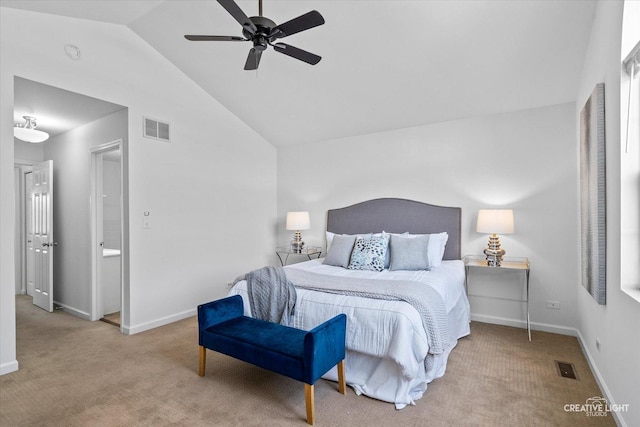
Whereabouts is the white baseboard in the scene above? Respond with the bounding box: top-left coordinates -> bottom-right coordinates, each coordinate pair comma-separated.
0,360 -> 19,375
54,301 -> 91,321
123,308 -> 196,335
575,330 -> 627,427
470,313 -> 578,337
53,301 -> 196,335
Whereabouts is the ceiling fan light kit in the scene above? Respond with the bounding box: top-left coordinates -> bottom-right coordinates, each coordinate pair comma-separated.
185,0 -> 324,70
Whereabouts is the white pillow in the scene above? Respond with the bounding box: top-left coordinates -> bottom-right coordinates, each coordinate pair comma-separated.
428,232 -> 448,267
326,231 -> 337,252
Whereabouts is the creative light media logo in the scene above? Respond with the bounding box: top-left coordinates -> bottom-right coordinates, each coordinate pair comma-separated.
564,396 -> 630,417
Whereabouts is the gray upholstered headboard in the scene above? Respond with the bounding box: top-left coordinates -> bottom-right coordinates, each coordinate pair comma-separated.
327,198 -> 461,260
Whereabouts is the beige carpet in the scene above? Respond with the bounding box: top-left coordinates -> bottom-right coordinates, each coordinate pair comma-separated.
1,295 -> 615,426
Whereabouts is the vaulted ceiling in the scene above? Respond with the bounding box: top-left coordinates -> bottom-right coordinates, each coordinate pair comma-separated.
2,0 -> 597,147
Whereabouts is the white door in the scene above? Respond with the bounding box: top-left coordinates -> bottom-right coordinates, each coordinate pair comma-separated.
31,160 -> 54,312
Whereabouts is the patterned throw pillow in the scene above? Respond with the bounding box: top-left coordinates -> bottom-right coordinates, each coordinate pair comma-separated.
347,235 -> 390,271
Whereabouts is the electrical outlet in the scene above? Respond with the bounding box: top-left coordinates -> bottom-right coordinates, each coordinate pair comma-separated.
546,301 -> 561,310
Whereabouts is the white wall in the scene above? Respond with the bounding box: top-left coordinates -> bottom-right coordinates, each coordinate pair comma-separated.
42,109 -> 127,318
103,157 -> 121,250
1,7 -> 277,372
14,140 -> 44,163
575,1 -> 640,426
278,102 -> 579,334
1,67 -> 18,374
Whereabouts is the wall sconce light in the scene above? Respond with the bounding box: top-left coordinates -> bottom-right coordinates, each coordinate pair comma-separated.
286,211 -> 310,253
14,116 -> 49,143
476,209 -> 514,266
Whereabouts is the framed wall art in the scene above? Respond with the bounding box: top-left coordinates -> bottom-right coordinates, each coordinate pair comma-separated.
579,83 -> 606,305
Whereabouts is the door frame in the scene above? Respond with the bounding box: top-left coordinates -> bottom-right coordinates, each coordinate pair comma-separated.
13,161 -> 34,295
90,140 -> 123,327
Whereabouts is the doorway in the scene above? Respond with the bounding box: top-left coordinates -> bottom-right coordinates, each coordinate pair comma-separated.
91,141 -> 123,328
14,160 -> 55,313
13,76 -> 128,332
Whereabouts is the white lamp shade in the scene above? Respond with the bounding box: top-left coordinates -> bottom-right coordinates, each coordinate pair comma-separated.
286,211 -> 310,230
476,209 -> 514,234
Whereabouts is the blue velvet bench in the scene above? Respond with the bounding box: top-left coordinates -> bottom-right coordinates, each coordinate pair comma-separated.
198,295 -> 347,425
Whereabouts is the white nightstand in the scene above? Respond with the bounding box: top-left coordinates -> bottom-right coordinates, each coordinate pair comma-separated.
463,255 -> 531,341
275,246 -> 322,266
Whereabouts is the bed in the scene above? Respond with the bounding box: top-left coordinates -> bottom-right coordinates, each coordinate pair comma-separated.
228,198 -> 470,409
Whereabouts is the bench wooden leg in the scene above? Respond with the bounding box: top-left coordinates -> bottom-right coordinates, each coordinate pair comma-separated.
305,383 -> 315,425
198,346 -> 206,377
337,359 -> 346,395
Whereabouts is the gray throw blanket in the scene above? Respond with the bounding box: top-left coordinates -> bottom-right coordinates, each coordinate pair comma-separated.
241,266 -> 296,325
284,268 -> 449,358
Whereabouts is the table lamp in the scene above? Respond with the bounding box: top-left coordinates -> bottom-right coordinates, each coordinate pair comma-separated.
476,209 -> 514,266
286,211 -> 310,253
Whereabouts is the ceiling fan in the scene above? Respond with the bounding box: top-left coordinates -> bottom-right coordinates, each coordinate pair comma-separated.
185,0 -> 325,70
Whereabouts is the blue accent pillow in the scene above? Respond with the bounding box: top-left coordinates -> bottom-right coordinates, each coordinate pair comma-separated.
347,235 -> 390,271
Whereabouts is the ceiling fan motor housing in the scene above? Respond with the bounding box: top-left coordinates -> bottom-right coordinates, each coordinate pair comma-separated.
244,16 -> 276,51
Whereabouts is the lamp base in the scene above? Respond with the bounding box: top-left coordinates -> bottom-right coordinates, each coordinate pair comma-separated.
290,230 -> 304,253
484,234 -> 505,266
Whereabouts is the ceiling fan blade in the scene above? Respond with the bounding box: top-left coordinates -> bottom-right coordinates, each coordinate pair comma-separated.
184,35 -> 246,41
244,48 -> 263,70
217,0 -> 257,34
270,10 -> 324,39
273,43 -> 321,65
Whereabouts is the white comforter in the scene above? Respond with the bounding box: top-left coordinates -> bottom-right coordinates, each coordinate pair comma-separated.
228,259 -> 470,408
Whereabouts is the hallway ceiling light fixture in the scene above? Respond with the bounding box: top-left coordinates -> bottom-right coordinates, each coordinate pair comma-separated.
14,116 -> 49,143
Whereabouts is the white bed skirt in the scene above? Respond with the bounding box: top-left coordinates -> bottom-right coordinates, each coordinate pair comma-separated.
321,290 -> 469,408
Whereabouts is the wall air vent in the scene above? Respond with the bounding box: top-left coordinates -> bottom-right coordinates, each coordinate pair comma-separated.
143,117 -> 170,142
